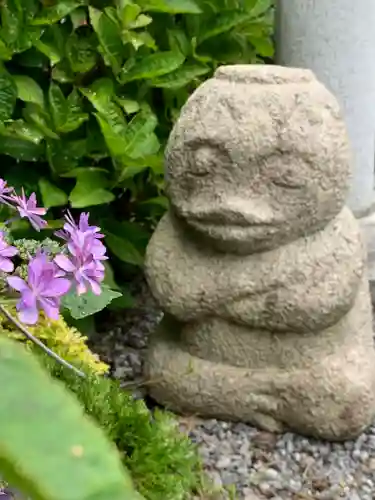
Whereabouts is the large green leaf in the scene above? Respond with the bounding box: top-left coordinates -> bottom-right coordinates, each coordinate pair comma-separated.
31,1 -> 81,25
106,233 -> 144,266
1,119 -> 44,144
62,284 -> 122,319
38,178 -> 68,208
151,62 -> 210,88
198,10 -> 257,43
89,7 -> 123,75
0,336 -> 142,500
0,135 -> 43,161
13,75 -> 44,106
137,0 -> 202,14
119,51 -> 185,83
69,169 -> 115,208
0,70 -> 17,122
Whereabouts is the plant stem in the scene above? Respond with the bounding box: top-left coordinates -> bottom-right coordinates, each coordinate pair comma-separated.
0,304 -> 86,379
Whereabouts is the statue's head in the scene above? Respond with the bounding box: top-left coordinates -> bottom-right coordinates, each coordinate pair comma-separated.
165,65 -> 351,254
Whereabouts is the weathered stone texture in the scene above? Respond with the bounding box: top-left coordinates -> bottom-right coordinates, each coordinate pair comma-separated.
144,65 -> 375,440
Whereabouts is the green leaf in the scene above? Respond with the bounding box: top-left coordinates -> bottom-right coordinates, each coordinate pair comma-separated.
46,139 -> 86,175
122,107 -> 158,158
62,284 -> 122,319
137,0 -> 202,14
119,51 -> 185,83
1,119 -> 44,144
23,103 -> 59,139
38,178 -> 68,208
48,82 -> 66,130
0,39 -> 13,61
49,84 -> 88,133
89,7 -> 123,75
106,233 -> 144,266
94,113 -> 127,157
0,70 -> 17,122
0,336 -> 141,500
69,169 -> 115,208
34,25 -> 65,65
13,75 -> 44,106
198,10 -> 256,43
167,28 -> 191,55
66,31 -> 97,74
116,97 -> 140,114
31,1 -> 81,25
70,7 -> 87,29
151,62 -> 210,88
0,135 -> 43,161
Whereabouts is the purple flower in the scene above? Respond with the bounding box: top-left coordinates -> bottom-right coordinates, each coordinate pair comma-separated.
10,189 -> 47,231
55,212 -> 107,295
7,252 -> 71,325
55,254 -> 104,295
0,232 -> 18,273
0,178 -> 14,204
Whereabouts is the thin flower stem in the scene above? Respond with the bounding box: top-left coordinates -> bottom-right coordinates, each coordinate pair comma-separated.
0,304 -> 86,379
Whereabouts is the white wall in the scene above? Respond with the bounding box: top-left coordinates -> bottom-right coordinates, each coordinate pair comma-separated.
275,0 -> 375,216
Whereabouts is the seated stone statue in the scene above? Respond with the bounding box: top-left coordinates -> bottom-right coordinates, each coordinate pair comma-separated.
144,65 -> 375,440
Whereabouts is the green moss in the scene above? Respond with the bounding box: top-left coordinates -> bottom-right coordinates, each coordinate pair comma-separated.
39,354 -> 211,500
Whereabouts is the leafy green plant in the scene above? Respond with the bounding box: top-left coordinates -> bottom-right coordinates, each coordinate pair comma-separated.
0,0 -> 274,290
0,335 -> 142,500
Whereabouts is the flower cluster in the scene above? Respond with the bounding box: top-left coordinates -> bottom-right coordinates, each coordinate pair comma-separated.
0,178 -> 107,325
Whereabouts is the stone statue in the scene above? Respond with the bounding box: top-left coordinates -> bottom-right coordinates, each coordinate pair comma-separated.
144,65 -> 375,440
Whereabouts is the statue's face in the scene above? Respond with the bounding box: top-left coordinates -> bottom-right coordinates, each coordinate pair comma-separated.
165,74 -> 350,253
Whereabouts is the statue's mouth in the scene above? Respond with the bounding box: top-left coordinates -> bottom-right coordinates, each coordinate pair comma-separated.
188,211 -> 276,228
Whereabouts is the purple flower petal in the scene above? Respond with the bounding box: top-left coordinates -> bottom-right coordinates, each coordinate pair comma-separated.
39,297 -> 59,320
41,278 -> 71,298
18,306 -> 39,325
0,257 -> 14,273
54,254 -> 75,272
7,276 -> 28,292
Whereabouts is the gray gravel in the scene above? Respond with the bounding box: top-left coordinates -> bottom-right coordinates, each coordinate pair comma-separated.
92,277 -> 375,500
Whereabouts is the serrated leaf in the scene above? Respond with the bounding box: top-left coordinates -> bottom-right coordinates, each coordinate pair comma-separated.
137,0 -> 202,14
119,50 -> 185,83
38,178 -> 68,208
69,169 -> 115,208
13,75 -> 44,106
0,70 -> 16,122
106,233 -> 144,266
151,62 -> 210,88
31,1 -> 81,25
0,336 -> 141,500
198,10 -> 256,43
89,7 -> 123,75
62,284 -> 122,319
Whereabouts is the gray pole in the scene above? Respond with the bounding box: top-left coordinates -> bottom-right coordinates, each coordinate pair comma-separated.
275,0 -> 375,217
